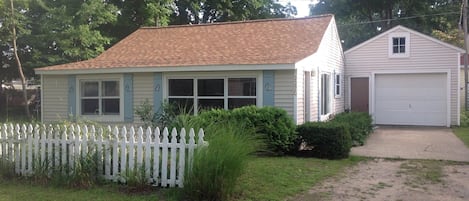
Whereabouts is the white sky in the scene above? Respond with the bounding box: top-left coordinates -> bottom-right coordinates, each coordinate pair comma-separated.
278,0 -> 318,18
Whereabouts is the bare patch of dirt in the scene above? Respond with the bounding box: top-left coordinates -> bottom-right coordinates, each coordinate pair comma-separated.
290,159 -> 469,201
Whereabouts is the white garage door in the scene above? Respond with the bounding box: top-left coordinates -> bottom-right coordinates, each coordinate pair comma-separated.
374,73 -> 447,126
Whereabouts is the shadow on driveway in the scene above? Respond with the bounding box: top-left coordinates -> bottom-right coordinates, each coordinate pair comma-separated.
351,126 -> 469,162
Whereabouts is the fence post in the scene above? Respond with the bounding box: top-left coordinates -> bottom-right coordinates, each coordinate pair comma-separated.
112,126 -> 119,181
128,127 -> 135,172
120,126 -> 127,182
144,127 -> 151,182
178,128 -> 186,187
161,127 -> 169,187
136,127 -> 143,172
153,127 -> 161,185
169,128 -> 177,187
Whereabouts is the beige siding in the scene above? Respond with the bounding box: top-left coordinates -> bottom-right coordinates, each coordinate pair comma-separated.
133,73 -> 154,125
274,70 -> 295,118
42,75 -> 69,123
295,17 -> 345,122
295,68 -> 304,124
345,27 -> 461,125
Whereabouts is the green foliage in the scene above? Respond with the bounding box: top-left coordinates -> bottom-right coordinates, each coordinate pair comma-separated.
461,111 -> 469,127
121,165 -> 148,188
311,0 -> 462,50
0,158 -> 16,180
135,100 -> 186,129
332,112 -> 373,146
183,123 -> 257,201
296,121 -> 352,159
188,106 -> 297,155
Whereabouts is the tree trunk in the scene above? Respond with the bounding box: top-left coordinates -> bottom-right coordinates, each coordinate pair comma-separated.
10,0 -> 31,119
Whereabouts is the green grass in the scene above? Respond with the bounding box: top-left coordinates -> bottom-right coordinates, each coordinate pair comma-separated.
0,156 -> 363,201
453,127 -> 469,148
0,179 -> 178,201
233,156 -> 364,201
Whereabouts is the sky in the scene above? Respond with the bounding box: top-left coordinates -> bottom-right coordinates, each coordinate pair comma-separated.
278,0 -> 318,18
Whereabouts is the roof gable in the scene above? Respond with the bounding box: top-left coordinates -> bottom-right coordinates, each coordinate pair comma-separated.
37,15 -> 334,72
345,25 -> 464,55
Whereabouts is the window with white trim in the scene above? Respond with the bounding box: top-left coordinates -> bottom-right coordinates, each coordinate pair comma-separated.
320,73 -> 331,115
80,80 -> 120,115
168,77 -> 257,113
334,73 -> 341,97
388,32 -> 410,58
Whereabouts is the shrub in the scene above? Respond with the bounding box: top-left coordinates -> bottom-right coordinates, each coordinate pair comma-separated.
461,110 -> 469,127
231,106 -> 297,155
187,106 -> 297,155
332,112 -> 373,146
296,122 -> 352,159
183,122 -> 257,201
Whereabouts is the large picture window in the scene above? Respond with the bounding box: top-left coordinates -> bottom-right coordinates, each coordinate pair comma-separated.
80,80 -> 120,115
168,77 -> 257,113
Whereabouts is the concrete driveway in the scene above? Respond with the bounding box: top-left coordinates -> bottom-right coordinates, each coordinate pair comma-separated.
351,126 -> 469,162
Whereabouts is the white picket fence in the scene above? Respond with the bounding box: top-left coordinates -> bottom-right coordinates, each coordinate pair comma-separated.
0,123 -> 207,188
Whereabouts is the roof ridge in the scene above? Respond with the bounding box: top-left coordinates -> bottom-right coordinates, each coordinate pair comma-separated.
140,14 -> 334,30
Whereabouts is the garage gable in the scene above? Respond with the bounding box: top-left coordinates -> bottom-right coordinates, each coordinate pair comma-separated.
345,25 -> 464,127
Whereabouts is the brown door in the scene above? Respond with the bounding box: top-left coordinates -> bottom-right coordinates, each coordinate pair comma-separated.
351,77 -> 369,113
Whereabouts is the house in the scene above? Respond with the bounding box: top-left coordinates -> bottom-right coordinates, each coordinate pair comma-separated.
345,25 -> 464,127
460,55 -> 468,109
35,14 -> 345,125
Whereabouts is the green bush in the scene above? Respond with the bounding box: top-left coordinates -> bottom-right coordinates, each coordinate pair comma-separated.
187,106 -> 297,155
232,106 -> 297,155
332,112 -> 373,146
183,122 -> 257,201
296,122 -> 352,159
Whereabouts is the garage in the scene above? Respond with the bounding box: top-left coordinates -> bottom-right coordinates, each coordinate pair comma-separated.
374,73 -> 447,126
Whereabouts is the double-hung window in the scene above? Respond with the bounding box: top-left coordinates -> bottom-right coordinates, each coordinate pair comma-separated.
388,32 -> 410,58
80,80 -> 120,116
334,73 -> 341,97
168,77 -> 257,113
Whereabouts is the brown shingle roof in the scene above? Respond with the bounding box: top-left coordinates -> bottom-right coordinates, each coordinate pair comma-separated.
37,15 -> 333,71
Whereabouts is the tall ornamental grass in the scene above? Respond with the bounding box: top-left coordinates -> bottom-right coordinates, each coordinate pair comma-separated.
183,123 -> 258,201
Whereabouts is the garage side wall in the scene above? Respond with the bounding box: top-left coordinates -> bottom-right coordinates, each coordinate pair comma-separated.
41,75 -> 69,122
345,27 -> 461,126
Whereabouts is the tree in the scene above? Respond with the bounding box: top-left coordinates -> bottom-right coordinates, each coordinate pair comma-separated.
311,0 -> 462,50
170,0 -> 286,25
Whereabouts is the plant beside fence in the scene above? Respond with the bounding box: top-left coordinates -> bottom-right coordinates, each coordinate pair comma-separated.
0,123 -> 207,188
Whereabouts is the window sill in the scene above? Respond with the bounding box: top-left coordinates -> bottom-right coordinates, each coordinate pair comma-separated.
78,115 -> 124,123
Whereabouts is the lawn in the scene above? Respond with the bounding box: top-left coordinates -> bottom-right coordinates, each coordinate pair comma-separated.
453,127 -> 469,148
0,156 -> 363,201
233,156 -> 364,201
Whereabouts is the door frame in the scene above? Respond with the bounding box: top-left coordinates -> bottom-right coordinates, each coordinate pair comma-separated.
371,69 -> 451,127
348,75 -> 371,114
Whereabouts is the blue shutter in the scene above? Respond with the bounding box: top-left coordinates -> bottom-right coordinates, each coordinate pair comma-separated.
68,75 -> 76,121
153,73 -> 163,113
123,74 -> 133,122
262,70 -> 275,106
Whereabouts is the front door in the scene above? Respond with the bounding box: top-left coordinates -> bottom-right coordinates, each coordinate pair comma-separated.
351,77 -> 369,113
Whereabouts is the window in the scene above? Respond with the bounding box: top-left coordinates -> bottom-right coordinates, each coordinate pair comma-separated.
392,37 -> 406,54
80,80 -> 120,115
168,77 -> 257,113
321,74 -> 331,115
388,32 -> 410,58
334,73 -> 341,97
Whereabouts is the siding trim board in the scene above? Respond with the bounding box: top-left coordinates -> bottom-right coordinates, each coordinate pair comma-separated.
262,70 -> 275,106
154,73 -> 163,114
123,74 -> 134,122
68,75 -> 76,120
